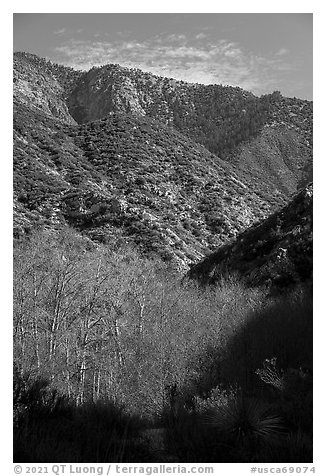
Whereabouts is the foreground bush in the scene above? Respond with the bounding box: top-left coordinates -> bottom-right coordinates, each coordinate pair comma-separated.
14,370 -> 150,463
162,384 -> 312,463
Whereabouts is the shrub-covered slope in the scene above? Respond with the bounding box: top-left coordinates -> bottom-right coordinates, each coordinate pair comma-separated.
13,52 -> 312,269
14,96 -> 288,268
14,52 -> 312,197
225,94 -> 313,195
67,61 -> 312,195
188,184 -> 312,289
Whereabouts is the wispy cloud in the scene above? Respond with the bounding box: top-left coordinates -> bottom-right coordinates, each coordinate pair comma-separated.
276,47 -> 289,56
165,33 -> 187,42
53,28 -> 66,36
52,33 -> 296,96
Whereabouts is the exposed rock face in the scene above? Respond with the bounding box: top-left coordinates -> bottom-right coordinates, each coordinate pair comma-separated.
188,184 -> 313,289
14,53 -> 79,125
68,65 -> 149,123
68,64 -> 194,124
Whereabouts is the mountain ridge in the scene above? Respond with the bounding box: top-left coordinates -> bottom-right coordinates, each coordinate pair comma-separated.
13,52 -> 312,271
14,51 -> 312,197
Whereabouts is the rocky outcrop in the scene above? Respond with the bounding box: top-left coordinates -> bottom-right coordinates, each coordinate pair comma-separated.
14,54 -> 78,125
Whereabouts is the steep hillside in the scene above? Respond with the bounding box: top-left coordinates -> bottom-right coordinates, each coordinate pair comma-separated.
68,62 -> 272,163
14,52 -> 312,197
14,52 -> 81,125
68,62 -> 263,150
67,61 -> 312,195
188,184 -> 312,289
14,94 -> 288,269
225,93 -> 313,195
14,52 -> 83,98
13,52 -> 312,269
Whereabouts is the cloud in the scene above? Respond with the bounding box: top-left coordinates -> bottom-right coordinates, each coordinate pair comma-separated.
164,33 -> 187,43
52,34 -> 296,96
276,48 -> 289,56
53,28 -> 66,36
223,47 -> 243,59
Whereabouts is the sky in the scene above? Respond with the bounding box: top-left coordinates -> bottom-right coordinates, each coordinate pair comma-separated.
13,13 -> 313,100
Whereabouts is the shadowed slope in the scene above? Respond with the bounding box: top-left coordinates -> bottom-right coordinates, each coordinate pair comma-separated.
188,184 -> 312,289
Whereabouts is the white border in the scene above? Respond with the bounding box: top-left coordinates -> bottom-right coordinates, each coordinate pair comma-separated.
3,3 -> 323,474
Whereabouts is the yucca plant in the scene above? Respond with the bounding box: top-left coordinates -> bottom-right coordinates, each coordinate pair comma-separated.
201,395 -> 285,447
256,357 -> 313,435
255,357 -> 285,391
